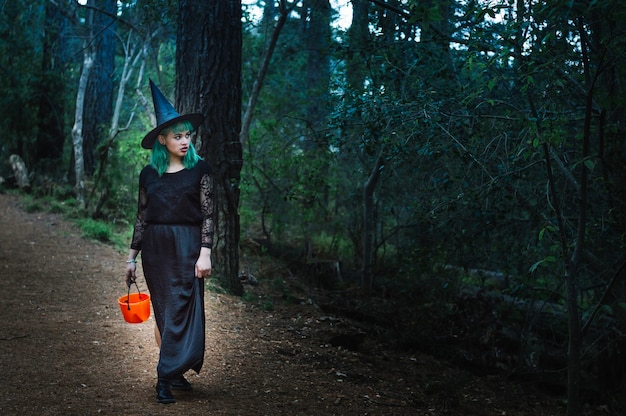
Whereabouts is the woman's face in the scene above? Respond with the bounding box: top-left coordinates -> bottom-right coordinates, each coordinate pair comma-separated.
158,128 -> 191,159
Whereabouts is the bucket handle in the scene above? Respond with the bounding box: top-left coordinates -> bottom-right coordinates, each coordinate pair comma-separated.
126,280 -> 143,311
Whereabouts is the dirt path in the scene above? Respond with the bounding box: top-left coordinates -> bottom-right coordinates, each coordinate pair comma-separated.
0,193 -> 574,416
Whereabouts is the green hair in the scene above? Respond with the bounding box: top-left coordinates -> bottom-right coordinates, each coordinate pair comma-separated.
150,120 -> 202,176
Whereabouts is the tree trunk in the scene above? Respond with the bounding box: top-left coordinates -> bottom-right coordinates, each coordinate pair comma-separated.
178,0 -> 243,295
299,0 -> 331,253
83,0 -> 116,176
72,45 -> 95,209
240,0 -> 291,147
303,0 -> 331,144
36,3 -> 69,167
346,0 -> 368,92
563,19 -> 597,416
89,31 -> 146,216
9,154 -> 31,190
362,150 -> 384,295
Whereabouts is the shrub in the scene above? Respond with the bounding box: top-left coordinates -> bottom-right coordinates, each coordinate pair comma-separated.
76,218 -> 112,242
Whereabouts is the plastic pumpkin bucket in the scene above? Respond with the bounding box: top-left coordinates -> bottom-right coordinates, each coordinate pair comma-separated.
118,285 -> 151,324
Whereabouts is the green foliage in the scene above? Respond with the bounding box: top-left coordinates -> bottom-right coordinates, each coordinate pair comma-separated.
241,286 -> 275,311
19,193 -> 73,215
91,128 -> 150,222
5,1 -> 626,399
262,296 -> 274,312
239,1 -> 626,334
0,0 -> 43,165
4,2 -> 626,408
75,218 -> 113,243
205,277 -> 228,294
23,199 -> 44,214
241,291 -> 257,303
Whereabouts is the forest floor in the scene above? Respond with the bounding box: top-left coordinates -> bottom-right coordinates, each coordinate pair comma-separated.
0,192 -> 608,416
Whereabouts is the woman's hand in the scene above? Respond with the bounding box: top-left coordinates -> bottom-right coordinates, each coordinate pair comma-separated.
125,262 -> 137,287
125,250 -> 139,287
195,247 -> 212,278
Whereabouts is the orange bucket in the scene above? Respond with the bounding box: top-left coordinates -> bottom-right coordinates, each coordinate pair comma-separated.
118,283 -> 151,324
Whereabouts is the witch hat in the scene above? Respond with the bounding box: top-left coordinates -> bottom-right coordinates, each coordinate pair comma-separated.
141,79 -> 204,149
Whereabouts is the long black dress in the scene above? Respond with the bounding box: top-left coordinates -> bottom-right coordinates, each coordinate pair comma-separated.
130,159 -> 214,382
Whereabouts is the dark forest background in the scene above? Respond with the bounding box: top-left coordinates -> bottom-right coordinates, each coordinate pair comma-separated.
2,1 -> 626,414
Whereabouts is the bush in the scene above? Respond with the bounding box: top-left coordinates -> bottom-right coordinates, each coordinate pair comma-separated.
76,218 -> 112,242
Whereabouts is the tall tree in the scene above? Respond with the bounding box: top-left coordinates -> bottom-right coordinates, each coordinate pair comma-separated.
71,39 -> 94,209
35,2 -> 70,172
0,0 -> 45,168
178,0 -> 244,295
299,0 -> 332,259
302,0 -> 331,146
240,0 -> 293,147
346,0 -> 369,92
83,0 -> 116,176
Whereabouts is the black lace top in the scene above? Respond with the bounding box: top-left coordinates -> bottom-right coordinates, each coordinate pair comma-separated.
130,160 -> 214,251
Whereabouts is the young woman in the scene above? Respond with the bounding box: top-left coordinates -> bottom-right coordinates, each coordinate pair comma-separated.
125,80 -> 214,404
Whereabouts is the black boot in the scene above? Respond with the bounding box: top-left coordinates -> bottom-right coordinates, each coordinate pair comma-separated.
171,375 -> 192,391
156,380 -> 176,404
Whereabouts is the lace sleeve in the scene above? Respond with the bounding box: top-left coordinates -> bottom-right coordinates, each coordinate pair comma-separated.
130,185 -> 147,250
200,173 -> 215,248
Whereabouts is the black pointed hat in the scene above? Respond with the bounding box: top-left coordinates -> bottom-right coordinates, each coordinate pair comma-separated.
141,79 -> 204,149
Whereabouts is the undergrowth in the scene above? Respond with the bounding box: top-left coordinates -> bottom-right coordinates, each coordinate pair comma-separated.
14,190 -> 131,250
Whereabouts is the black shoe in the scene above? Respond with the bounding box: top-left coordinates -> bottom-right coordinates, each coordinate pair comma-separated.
156,380 -> 176,404
171,375 -> 193,391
